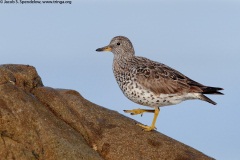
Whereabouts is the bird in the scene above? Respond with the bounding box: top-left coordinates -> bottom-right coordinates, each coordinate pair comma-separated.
96,36 -> 223,131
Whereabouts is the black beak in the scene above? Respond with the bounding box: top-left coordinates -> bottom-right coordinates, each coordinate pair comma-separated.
96,48 -> 103,52
95,45 -> 112,52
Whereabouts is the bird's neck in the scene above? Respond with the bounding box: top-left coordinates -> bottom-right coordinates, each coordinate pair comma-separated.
113,54 -> 134,71
113,53 -> 134,61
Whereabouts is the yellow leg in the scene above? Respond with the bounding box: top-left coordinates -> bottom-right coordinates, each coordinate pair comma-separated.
123,108 -> 155,116
136,107 -> 160,131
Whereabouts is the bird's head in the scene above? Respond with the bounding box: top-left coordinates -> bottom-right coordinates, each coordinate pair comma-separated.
96,36 -> 135,57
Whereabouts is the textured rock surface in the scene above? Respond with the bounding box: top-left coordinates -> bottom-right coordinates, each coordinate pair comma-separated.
0,64 -> 214,160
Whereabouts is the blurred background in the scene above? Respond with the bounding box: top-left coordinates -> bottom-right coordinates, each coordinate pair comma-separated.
0,1 -> 239,159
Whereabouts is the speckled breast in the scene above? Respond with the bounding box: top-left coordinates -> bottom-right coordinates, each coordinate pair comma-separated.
114,72 -> 184,107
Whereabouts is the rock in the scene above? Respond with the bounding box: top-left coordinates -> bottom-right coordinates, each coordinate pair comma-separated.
0,64 -> 214,160
0,64 -> 43,92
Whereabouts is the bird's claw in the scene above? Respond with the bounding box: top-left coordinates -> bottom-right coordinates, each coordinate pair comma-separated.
136,123 -> 156,131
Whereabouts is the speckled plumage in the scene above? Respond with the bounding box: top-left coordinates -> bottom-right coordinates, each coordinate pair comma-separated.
96,36 -> 223,131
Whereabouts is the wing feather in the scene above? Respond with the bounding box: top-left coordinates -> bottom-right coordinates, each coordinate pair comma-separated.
130,57 -> 203,95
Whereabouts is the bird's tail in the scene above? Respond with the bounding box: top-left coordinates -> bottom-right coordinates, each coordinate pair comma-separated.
199,86 -> 224,105
199,94 -> 217,105
202,86 -> 224,95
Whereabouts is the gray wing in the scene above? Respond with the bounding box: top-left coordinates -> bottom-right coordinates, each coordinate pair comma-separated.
130,57 -> 203,95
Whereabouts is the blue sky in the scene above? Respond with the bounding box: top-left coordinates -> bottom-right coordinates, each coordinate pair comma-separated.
0,1 -> 239,159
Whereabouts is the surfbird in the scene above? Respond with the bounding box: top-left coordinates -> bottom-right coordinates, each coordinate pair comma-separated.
96,36 -> 223,131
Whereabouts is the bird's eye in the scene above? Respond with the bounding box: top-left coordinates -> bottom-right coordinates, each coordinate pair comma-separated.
117,42 -> 120,45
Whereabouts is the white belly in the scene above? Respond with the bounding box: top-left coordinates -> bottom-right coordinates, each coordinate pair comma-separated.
119,81 -> 198,107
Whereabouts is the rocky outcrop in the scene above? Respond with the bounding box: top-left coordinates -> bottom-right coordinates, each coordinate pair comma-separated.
0,64 -> 214,160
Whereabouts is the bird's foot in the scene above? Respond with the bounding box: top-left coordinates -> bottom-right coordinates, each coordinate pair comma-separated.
124,108 -> 145,116
136,123 -> 156,131
124,108 -> 154,116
